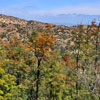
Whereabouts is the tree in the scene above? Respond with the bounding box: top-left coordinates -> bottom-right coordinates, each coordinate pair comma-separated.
28,28 -> 55,100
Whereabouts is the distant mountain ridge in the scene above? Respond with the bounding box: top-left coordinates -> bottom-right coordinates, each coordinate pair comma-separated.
33,14 -> 100,26
1,13 -> 100,26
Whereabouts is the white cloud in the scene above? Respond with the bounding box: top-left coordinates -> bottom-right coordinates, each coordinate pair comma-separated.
29,6 -> 100,16
0,5 -> 100,19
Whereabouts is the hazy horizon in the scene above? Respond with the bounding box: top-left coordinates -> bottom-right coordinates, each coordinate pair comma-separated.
0,0 -> 100,26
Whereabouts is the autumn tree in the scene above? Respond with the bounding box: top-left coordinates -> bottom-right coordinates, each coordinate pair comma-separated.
27,28 -> 55,99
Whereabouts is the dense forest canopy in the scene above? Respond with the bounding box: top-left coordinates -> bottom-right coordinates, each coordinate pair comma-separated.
0,21 -> 100,100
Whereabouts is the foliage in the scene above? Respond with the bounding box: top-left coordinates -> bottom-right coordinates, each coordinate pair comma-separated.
0,23 -> 100,100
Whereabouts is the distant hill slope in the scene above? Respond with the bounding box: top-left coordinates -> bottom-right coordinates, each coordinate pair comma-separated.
0,14 -> 73,52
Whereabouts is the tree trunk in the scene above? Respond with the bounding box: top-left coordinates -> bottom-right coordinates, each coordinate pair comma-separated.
49,65 -> 54,100
36,59 -> 41,100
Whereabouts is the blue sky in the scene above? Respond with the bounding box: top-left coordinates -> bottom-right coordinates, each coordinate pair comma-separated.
0,0 -> 100,20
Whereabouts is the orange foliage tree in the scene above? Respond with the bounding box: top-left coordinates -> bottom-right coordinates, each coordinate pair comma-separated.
28,29 -> 55,100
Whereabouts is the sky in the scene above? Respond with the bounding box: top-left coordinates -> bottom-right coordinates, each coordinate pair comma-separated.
0,0 -> 100,20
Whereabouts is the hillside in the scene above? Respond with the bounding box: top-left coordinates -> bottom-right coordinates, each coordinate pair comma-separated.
0,14 -> 73,50
0,14 -> 100,100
